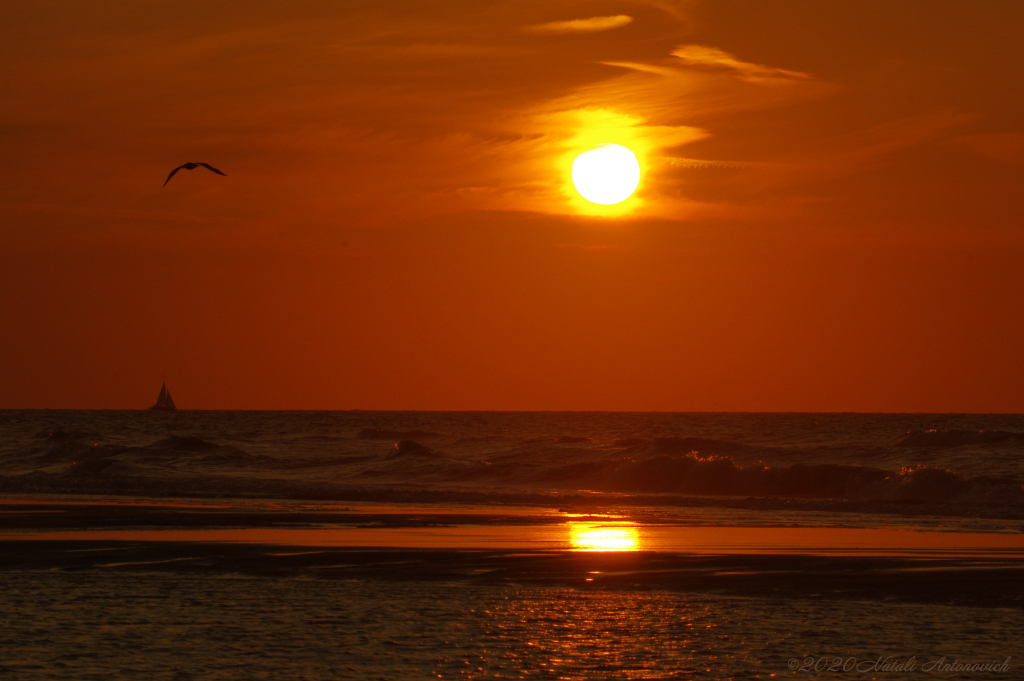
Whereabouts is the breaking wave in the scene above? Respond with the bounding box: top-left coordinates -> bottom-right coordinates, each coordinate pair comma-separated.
589,454 -> 1021,503
4,412 -> 1024,518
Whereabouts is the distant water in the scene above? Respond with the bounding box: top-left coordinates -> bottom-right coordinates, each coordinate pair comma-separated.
1,411 -> 1022,519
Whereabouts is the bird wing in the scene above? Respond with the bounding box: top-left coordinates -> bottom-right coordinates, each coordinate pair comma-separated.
198,163 -> 227,176
163,165 -> 185,187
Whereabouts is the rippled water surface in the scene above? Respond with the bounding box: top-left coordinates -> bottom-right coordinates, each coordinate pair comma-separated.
2,572 -> 1020,680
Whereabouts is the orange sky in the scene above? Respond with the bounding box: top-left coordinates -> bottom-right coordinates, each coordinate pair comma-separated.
2,0 -> 1023,411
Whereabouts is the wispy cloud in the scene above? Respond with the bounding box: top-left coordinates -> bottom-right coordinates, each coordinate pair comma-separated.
671,45 -> 813,82
661,157 -> 776,170
525,15 -> 633,35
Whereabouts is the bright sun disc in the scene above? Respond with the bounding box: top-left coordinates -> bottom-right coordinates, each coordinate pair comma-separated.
571,144 -> 641,205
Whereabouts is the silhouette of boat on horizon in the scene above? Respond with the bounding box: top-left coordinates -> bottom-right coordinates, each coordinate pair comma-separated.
149,382 -> 177,411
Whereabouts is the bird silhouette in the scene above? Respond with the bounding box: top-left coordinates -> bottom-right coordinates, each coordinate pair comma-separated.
163,162 -> 227,187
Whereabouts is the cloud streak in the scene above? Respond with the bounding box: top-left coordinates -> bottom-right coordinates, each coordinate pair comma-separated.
671,45 -> 813,82
525,15 -> 633,34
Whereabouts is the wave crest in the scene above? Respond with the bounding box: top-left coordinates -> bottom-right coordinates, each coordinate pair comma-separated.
897,429 -> 1024,448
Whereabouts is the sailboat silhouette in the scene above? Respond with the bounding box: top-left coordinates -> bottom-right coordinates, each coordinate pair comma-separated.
149,382 -> 177,411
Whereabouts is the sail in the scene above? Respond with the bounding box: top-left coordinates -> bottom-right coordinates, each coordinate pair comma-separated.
149,381 -> 177,411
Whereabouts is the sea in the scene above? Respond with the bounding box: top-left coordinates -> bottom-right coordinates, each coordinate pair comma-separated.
2,410 -> 1023,517
1,410 -> 1022,679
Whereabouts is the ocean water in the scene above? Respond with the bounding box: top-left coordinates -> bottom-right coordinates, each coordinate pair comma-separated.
1,571 -> 1020,680
1,410 -> 1022,519
2,411 -> 1023,679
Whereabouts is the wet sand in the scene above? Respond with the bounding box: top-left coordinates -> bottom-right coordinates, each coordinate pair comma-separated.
2,495 -> 1022,608
2,495 -> 1022,555
5,524 -> 1023,557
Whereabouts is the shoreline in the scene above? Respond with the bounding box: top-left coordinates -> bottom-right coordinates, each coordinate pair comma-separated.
3,476 -> 1022,522
2,495 -> 1023,610
3,495 -> 1022,553
4,525 -> 1023,557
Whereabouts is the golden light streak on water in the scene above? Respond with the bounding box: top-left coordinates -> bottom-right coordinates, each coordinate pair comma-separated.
568,522 -> 640,551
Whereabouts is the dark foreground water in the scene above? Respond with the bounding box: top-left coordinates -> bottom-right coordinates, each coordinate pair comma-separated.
2,571 -> 1020,681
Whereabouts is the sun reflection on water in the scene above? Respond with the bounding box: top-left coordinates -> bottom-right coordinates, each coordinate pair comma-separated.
569,523 -> 640,552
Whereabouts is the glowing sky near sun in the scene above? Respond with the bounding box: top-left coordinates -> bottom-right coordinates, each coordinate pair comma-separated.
0,0 -> 1023,411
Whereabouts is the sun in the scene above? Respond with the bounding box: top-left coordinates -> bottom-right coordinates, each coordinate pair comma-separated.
571,144 -> 641,205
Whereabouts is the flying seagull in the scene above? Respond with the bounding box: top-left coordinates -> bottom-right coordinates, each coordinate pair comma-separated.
163,162 -> 227,187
